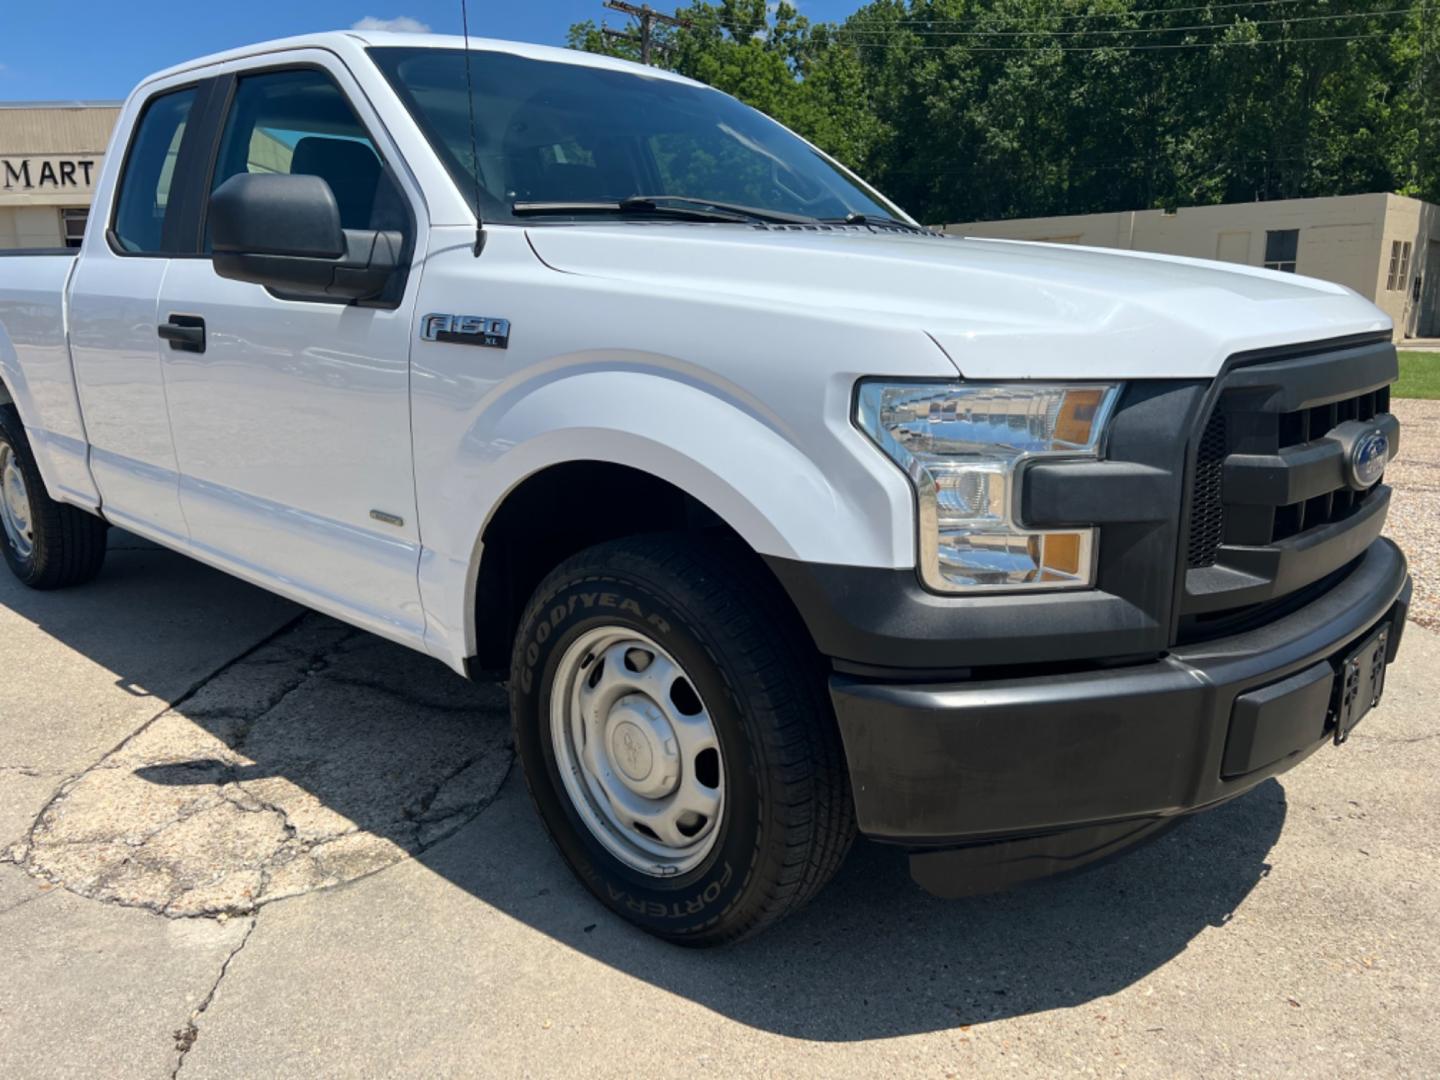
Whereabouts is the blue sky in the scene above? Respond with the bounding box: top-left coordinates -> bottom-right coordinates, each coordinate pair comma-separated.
1,1 -> 856,101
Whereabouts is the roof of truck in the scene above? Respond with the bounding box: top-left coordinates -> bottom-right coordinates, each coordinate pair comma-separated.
142,30 -> 703,90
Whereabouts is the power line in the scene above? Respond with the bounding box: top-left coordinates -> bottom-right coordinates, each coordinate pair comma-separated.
811,7 -> 1420,40
824,30 -> 1396,52
707,1 -> 1426,37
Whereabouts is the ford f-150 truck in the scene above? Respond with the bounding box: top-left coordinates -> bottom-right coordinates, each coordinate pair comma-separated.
0,31 -> 1411,945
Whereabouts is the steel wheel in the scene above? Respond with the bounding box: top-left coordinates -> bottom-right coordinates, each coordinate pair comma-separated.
549,625 -> 725,877
0,443 -> 35,561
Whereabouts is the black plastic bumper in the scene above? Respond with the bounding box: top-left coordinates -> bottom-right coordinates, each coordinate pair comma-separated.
828,538 -> 1411,895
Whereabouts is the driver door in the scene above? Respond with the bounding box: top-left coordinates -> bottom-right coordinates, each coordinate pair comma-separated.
157,57 -> 427,645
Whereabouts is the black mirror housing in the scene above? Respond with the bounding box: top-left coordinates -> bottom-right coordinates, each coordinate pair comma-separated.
211,173 -> 345,258
210,173 -> 401,303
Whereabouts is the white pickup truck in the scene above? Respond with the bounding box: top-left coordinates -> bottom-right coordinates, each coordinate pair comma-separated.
0,30 -> 1412,945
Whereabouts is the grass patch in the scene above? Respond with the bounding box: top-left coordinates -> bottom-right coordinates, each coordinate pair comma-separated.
1397,351 -> 1440,400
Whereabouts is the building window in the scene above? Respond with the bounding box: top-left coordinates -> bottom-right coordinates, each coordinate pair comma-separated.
1264,229 -> 1299,273
1386,239 -> 1413,291
59,208 -> 88,248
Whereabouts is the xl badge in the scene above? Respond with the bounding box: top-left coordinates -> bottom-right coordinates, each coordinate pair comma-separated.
420,313 -> 510,349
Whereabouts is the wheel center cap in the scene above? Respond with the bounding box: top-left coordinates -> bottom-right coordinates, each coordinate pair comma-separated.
605,696 -> 679,799
611,720 -> 654,781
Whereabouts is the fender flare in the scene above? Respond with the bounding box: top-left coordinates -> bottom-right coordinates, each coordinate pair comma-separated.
464,367 -> 911,569
416,366 -> 917,669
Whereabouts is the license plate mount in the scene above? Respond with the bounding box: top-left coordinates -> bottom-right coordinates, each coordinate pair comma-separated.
1333,623 -> 1390,745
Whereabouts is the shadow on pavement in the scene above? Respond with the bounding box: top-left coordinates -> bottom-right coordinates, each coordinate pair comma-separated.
6,533 -> 1286,1041
418,771 -> 1285,1040
0,530 -> 299,702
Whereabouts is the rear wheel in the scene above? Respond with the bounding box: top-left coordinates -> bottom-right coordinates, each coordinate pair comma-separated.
0,404 -> 107,589
510,532 -> 855,945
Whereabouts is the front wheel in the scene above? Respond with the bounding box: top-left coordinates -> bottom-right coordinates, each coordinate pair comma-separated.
510,533 -> 855,945
0,404 -> 108,589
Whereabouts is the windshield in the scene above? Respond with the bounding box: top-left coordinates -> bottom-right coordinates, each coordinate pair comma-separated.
368,46 -> 904,226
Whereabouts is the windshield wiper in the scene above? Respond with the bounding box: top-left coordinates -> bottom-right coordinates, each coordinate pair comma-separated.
512,197 -> 751,224
512,195 -> 818,225
625,195 -> 820,225
819,212 -> 931,234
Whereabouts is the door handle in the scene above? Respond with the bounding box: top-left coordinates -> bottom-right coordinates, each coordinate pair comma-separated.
158,315 -> 206,353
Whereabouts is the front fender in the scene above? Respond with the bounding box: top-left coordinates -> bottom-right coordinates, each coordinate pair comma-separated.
415,365 -> 919,666
478,365 -> 917,560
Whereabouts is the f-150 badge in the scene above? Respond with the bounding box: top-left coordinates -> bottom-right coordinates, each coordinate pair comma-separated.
420,313 -> 510,349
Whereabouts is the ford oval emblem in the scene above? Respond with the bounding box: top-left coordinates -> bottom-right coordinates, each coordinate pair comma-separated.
1349,429 -> 1389,490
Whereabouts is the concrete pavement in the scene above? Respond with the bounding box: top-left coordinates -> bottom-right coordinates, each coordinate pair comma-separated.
1,530 -> 1437,1077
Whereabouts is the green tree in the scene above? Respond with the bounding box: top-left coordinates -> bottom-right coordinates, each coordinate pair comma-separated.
569,0 -> 1435,223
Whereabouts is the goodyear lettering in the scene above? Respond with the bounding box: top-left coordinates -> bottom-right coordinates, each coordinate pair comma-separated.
520,587 -> 678,712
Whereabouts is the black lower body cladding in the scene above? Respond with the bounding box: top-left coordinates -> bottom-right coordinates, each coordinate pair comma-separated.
821,538 -> 1409,896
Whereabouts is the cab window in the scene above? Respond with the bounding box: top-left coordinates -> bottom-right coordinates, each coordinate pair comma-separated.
111,87 -> 198,254
207,68 -> 407,244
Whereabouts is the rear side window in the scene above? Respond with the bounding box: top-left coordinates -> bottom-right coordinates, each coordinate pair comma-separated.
111,87 -> 198,254
207,68 -> 405,240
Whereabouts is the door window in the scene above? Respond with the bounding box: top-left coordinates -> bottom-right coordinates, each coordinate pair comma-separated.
207,68 -> 406,241
110,86 -> 198,254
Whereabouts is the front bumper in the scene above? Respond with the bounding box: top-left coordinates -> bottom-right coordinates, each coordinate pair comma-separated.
829,538 -> 1411,896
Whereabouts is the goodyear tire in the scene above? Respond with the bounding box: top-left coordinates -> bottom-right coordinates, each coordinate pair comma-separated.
510,532 -> 855,945
0,404 -> 107,589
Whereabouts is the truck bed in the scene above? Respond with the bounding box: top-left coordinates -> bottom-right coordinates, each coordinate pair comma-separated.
0,249 -> 96,510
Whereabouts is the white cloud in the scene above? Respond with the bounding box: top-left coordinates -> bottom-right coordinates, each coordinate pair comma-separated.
351,16 -> 431,33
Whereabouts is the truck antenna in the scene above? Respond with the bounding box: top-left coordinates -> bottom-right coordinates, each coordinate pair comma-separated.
460,0 -> 486,256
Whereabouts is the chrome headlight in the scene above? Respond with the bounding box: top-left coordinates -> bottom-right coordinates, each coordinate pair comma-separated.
856,381 -> 1123,593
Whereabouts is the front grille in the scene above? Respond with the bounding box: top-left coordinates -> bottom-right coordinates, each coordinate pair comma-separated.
1186,383 -> 1389,568
1179,336 -> 1398,619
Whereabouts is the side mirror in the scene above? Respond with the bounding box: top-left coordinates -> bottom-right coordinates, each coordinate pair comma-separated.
209,173 -> 402,302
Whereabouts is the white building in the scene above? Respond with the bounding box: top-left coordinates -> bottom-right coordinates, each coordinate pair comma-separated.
1,101 -> 121,249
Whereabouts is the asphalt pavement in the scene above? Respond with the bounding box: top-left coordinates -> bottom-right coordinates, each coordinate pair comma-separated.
1,531 -> 1436,1077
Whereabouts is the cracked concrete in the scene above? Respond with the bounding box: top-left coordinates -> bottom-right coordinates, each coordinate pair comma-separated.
0,862 -> 254,1078
171,916 -> 256,1078
17,615 -> 512,918
0,531 -> 299,853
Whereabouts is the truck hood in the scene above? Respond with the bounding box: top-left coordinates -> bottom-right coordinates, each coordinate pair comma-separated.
525,225 -> 1391,379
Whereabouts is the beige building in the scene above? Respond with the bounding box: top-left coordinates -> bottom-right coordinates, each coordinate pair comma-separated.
1,101 -> 121,249
943,193 -> 1440,342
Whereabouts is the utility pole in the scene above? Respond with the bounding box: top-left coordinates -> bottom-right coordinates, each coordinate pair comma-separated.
602,2 -> 687,65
